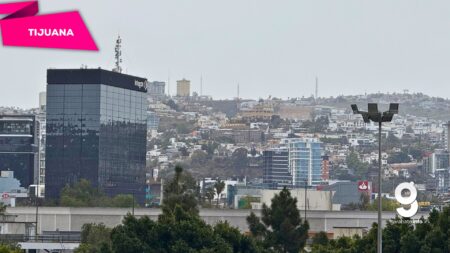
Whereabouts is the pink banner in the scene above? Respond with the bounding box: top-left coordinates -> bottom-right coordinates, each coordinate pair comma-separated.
0,1 -> 98,51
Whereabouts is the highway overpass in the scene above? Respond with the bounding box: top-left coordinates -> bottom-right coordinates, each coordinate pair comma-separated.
5,207 -> 429,234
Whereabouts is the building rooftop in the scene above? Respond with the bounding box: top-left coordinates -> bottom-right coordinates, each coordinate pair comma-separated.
47,68 -> 148,93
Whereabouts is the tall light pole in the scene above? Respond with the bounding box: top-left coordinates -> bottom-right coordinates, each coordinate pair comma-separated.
351,103 -> 398,253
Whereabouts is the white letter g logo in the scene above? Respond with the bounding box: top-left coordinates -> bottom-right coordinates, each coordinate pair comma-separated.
394,182 -> 418,218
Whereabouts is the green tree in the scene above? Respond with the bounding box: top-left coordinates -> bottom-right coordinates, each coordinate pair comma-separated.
214,180 -> 225,208
366,197 -> 399,211
110,194 -> 137,208
315,116 -> 329,133
165,99 -> 178,111
75,223 -> 112,253
111,208 -> 254,253
0,244 -> 21,253
384,134 -> 402,150
60,179 -> 106,207
60,179 -> 137,208
246,188 -> 309,253
176,123 -> 193,134
404,146 -> 423,160
232,148 -> 249,174
202,141 -> 219,157
162,165 -> 199,215
191,150 -> 209,166
0,203 -> 6,214
358,193 -> 370,210
270,115 -> 283,128
387,151 -> 411,164
346,151 -> 369,179
312,231 -> 329,246
310,206 -> 450,253
204,187 -> 215,206
301,116 -> 329,133
75,168 -> 290,253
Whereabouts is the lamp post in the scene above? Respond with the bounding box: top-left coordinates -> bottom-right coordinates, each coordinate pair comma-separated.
351,103 -> 398,253
304,179 -> 307,221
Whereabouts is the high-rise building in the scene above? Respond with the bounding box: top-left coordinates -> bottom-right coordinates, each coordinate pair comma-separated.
0,115 -> 38,188
423,149 -> 449,175
148,81 -> 165,102
45,68 -> 148,202
446,121 -> 450,151
263,148 -> 292,188
176,79 -> 190,97
263,138 -> 323,188
282,138 -> 323,186
436,168 -> 450,193
36,106 -> 46,186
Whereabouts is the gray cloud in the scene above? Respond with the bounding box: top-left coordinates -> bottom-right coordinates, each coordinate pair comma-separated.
1,0 -> 450,108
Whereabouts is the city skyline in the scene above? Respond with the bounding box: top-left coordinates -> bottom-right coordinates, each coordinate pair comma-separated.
0,1 -> 449,252
2,0 -> 450,108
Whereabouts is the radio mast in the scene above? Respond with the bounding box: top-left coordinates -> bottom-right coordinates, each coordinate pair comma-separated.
315,76 -> 319,100
113,35 -> 123,73
200,75 -> 203,96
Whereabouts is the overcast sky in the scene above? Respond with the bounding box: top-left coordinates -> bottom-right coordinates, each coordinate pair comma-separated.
1,0 -> 450,108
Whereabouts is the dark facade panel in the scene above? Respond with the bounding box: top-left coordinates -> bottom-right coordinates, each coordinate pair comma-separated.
45,70 -> 147,203
263,149 -> 292,188
47,69 -> 148,93
0,115 -> 37,187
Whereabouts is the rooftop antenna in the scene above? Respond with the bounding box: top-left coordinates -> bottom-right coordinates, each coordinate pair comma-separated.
167,69 -> 171,97
113,35 -> 123,73
237,83 -> 240,100
200,75 -> 203,96
315,76 -> 318,100
236,83 -> 241,111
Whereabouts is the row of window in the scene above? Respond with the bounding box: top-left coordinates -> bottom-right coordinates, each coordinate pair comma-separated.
48,84 -> 146,97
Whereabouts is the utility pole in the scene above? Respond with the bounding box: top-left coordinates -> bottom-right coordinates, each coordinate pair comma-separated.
237,83 -> 240,100
315,76 -> 318,100
34,192 -> 39,236
351,103 -> 399,253
304,180 -> 307,221
378,120 -> 382,253
167,70 -> 171,97
200,75 -> 203,96
132,192 -> 135,216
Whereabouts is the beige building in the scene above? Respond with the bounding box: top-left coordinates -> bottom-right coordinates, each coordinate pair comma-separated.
177,79 -> 190,97
259,189 -> 340,211
239,102 -> 275,121
277,104 -> 313,121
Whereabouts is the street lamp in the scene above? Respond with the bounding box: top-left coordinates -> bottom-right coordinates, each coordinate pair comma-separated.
351,103 -> 398,253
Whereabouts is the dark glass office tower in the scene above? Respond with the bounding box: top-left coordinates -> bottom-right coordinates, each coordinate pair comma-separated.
0,115 -> 38,187
45,69 -> 148,202
263,148 -> 292,188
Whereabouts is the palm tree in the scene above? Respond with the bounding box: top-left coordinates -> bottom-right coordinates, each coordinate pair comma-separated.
204,187 -> 215,207
214,180 -> 225,208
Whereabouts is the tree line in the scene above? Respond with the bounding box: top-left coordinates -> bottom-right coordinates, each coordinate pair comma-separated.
72,165 -> 449,253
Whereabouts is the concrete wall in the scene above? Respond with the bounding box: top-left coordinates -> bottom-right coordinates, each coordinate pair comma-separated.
261,189 -> 337,211
5,207 -> 429,235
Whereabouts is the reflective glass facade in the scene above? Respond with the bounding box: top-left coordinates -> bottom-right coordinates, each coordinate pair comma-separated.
263,148 -> 292,188
286,138 -> 323,186
45,69 -> 147,202
0,115 -> 38,188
